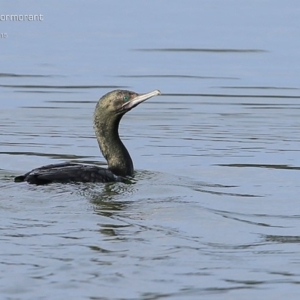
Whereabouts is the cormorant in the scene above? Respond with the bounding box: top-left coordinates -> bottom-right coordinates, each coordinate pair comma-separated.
14,89 -> 161,185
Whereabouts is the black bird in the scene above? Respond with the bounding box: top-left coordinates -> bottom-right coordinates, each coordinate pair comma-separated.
14,89 -> 161,184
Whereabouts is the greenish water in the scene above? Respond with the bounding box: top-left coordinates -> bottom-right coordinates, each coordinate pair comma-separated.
1,1 -> 300,299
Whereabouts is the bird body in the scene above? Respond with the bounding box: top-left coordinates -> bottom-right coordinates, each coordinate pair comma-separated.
14,162 -> 119,185
14,89 -> 161,185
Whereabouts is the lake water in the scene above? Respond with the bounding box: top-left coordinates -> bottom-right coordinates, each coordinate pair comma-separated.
1,1 -> 300,299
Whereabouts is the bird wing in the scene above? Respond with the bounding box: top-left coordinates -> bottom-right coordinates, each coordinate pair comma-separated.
15,162 -> 119,185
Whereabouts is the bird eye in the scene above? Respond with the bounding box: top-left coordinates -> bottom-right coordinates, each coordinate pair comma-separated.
123,95 -> 130,102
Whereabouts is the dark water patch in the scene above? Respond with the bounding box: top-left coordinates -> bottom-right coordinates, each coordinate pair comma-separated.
205,208 -> 285,228
117,74 -> 239,80
0,73 -> 59,78
46,100 -> 96,104
220,214 -> 275,228
88,245 -> 117,253
218,164 -> 300,170
0,84 -> 128,89
20,106 -> 82,109
164,93 -> 300,99
134,48 -> 267,53
88,183 -> 137,208
139,285 -> 248,300
192,187 -> 261,198
190,181 -> 237,189
1,151 -> 97,161
224,279 -> 289,287
240,103 -> 300,107
264,235 -> 300,244
269,271 -> 295,277
219,86 -> 299,90
205,241 -> 266,250
15,91 -> 81,94
235,103 -> 300,110
173,178 -> 261,198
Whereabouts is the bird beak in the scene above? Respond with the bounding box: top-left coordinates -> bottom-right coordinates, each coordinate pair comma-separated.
122,89 -> 161,110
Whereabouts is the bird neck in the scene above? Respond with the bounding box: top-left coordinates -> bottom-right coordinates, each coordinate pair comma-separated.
94,115 -> 134,177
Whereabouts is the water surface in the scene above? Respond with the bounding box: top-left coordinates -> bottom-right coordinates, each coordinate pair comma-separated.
1,1 -> 300,299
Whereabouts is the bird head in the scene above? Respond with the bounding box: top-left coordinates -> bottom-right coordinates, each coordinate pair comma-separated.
96,89 -> 161,117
